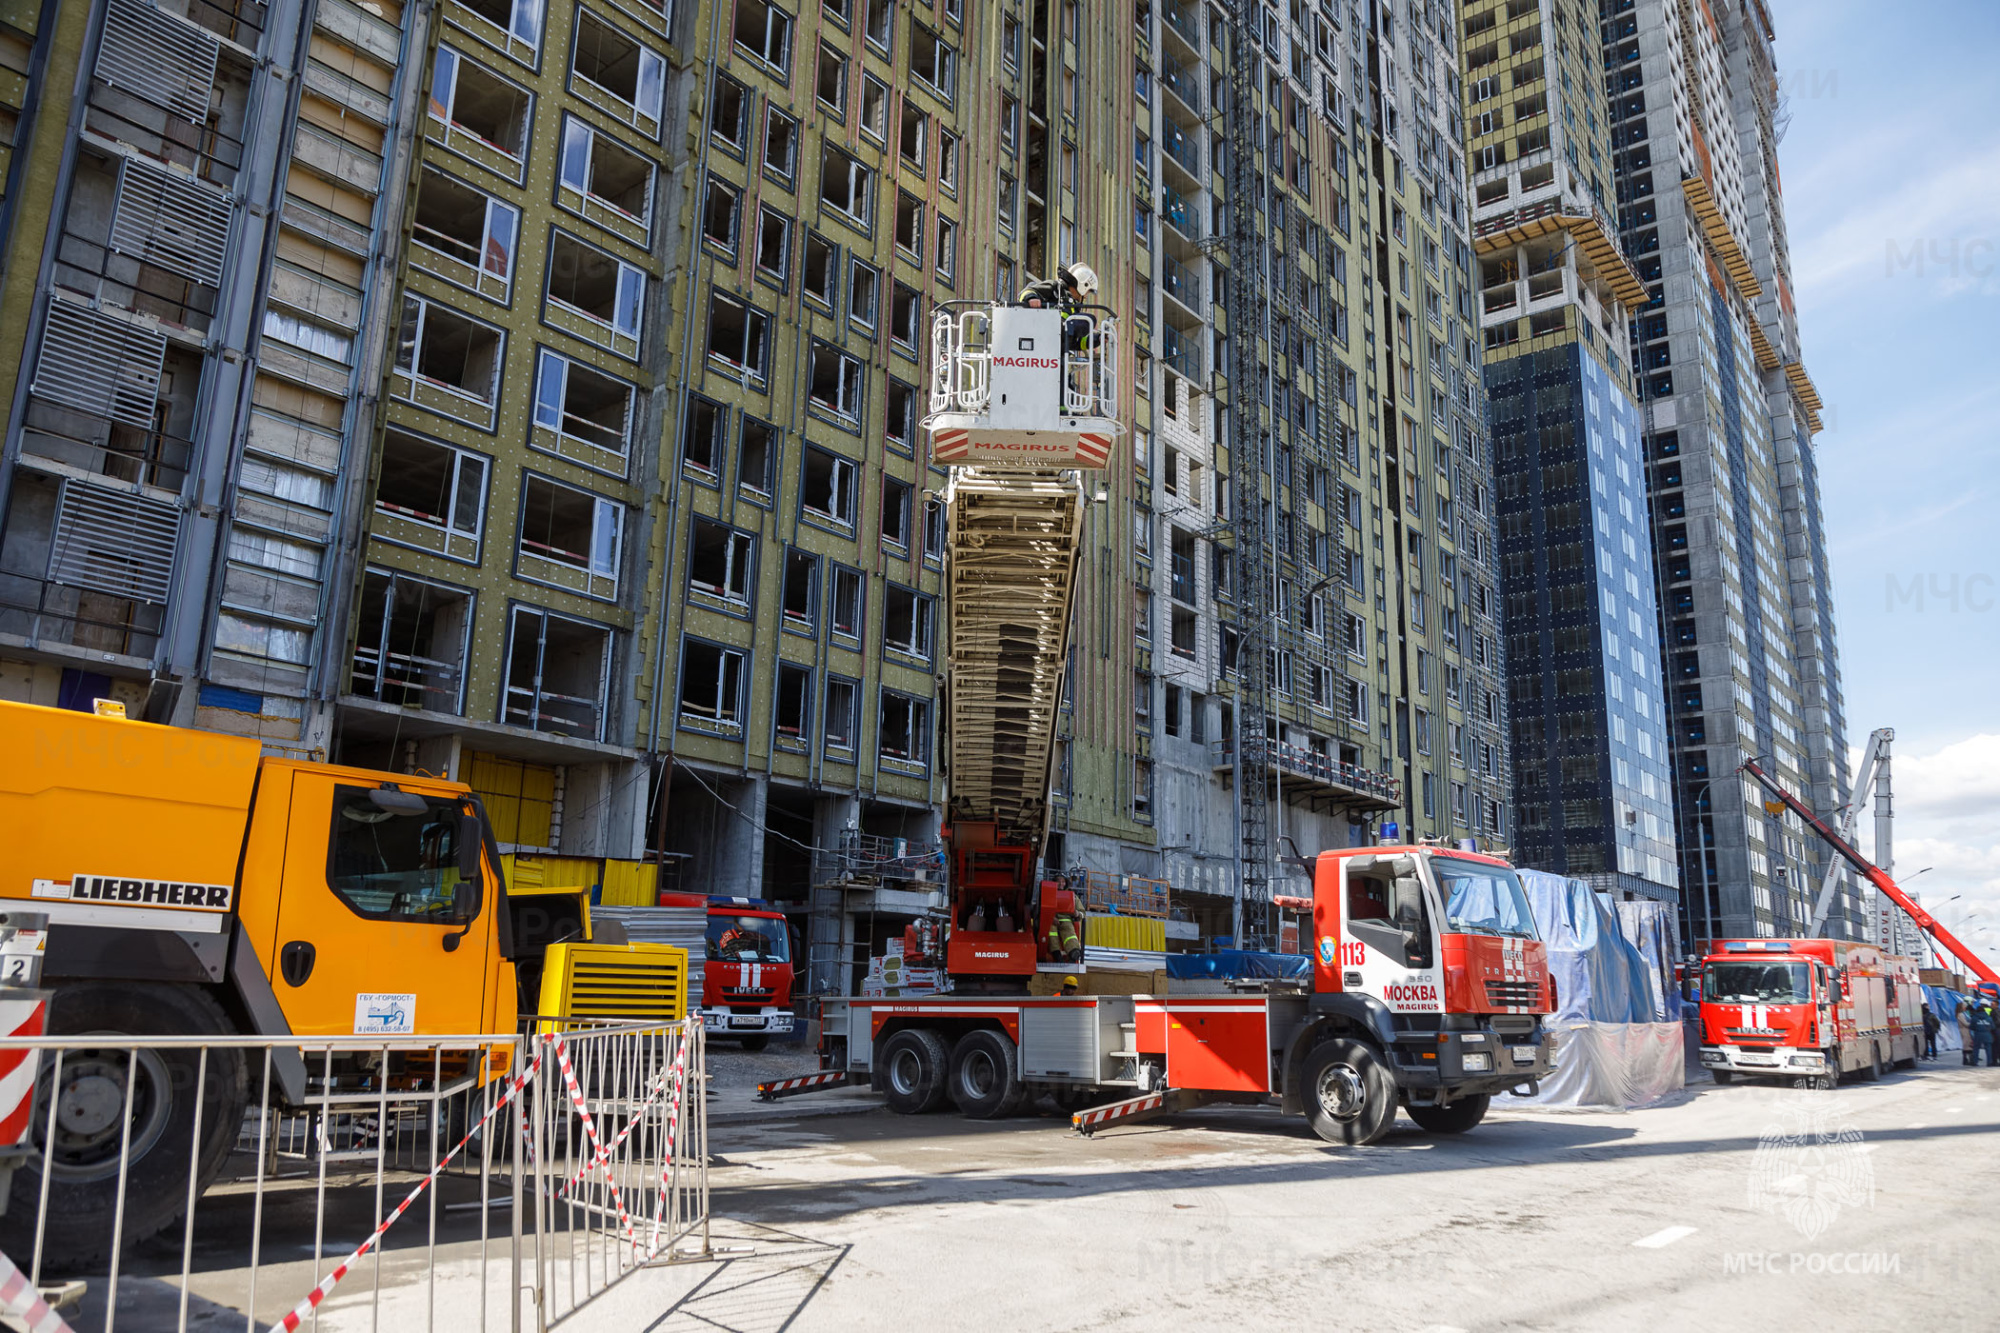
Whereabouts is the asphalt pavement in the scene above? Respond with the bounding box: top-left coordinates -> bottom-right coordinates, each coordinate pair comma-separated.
46,1051 -> 1999,1331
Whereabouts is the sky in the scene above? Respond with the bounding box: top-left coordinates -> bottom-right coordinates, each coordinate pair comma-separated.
1768,0 -> 2000,957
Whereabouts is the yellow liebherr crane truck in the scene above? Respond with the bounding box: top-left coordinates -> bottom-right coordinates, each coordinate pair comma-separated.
0,698 -> 685,1260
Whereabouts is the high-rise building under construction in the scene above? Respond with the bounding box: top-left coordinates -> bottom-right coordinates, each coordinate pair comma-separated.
0,0 -> 1516,989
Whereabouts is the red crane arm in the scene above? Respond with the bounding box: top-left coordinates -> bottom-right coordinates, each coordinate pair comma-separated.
1738,760 -> 1998,984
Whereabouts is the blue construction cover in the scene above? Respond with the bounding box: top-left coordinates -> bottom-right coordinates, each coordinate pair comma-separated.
1613,897 -> 1685,1021
1165,950 -> 1311,982
1926,985 -> 1965,1052
1516,870 -> 1650,1024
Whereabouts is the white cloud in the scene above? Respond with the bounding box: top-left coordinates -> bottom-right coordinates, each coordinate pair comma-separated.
1851,734 -> 2000,965
1788,140 -> 2000,296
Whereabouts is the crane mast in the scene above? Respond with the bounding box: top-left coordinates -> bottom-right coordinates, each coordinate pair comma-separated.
926,301 -> 1121,988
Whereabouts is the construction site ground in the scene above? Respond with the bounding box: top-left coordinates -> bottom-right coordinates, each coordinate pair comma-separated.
53,1049 -> 1998,1331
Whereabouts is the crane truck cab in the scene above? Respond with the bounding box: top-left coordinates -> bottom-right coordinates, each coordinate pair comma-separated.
0,697 -> 685,1261
1699,938 -> 1922,1087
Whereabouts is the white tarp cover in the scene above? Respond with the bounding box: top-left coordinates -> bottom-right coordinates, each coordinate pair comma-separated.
1503,870 -> 1686,1111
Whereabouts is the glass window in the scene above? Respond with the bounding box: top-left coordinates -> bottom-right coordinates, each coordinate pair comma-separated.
1704,961 -> 1811,1004
326,786 -> 477,923
707,913 -> 790,962
1432,857 -> 1538,939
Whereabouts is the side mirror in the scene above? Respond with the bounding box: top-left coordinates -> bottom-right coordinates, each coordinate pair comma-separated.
457,814 -> 483,880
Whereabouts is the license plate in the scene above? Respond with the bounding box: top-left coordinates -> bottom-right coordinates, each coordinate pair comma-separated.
729,1016 -> 763,1028
1739,1053 -> 1777,1065
1509,1045 -> 1537,1064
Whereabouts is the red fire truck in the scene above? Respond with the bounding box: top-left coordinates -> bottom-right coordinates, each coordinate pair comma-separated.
1698,939 -> 1922,1087
758,301 -> 1551,1141
773,845 -> 1554,1143
659,893 -> 796,1050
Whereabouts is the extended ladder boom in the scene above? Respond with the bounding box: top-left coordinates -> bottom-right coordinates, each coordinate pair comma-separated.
1740,759 -> 1997,983
926,299 -> 1121,984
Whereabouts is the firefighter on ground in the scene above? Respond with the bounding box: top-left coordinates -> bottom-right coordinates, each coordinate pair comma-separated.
1060,975 -> 1081,996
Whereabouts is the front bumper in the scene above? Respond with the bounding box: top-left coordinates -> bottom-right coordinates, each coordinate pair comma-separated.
1394,1026 -> 1556,1095
704,1006 -> 795,1036
1701,1044 -> 1824,1074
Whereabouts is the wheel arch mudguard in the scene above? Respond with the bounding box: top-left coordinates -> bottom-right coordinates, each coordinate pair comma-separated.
1279,993 -> 1400,1116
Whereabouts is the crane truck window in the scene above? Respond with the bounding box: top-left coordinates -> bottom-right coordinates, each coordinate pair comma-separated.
327,786 -> 478,924
1704,961 -> 1810,1004
708,915 -> 789,963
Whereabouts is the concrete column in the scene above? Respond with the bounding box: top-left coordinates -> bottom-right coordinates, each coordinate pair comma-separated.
709,773 -> 767,894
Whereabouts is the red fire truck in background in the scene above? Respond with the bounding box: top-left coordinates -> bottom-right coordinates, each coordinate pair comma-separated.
659,893 -> 796,1050
1699,938 -> 1922,1087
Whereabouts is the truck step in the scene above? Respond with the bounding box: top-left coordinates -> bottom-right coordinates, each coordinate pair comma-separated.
755,1070 -> 853,1101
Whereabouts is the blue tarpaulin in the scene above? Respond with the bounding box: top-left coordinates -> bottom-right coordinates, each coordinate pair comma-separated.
1165,950 -> 1311,982
1506,869 -> 1684,1109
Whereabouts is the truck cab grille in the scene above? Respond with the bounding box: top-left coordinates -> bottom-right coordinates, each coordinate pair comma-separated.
1485,981 -> 1539,1008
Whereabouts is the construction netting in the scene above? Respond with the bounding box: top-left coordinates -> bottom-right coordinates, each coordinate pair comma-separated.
1503,870 -> 1686,1111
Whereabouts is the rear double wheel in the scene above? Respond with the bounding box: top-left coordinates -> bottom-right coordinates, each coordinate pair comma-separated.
878,1029 -> 950,1114
1301,1038 -> 1397,1146
949,1030 -> 1025,1119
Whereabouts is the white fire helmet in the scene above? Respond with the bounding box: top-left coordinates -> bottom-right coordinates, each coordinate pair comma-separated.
1065,263 -> 1100,298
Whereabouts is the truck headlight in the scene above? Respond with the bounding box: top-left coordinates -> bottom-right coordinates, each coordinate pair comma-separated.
1462,1053 -> 1492,1072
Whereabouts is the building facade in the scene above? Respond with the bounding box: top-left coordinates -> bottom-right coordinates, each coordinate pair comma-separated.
1094,0 -> 1513,947
0,0 -> 1518,990
1600,0 -> 1856,943
1457,0 -> 1678,906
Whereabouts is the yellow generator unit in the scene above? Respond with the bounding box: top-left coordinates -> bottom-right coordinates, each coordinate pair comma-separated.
537,941 -> 690,1032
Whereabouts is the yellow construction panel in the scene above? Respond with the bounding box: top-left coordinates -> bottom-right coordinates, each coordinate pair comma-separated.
1084,914 -> 1167,952
536,942 -> 689,1031
600,859 -> 658,907
466,750 -> 556,848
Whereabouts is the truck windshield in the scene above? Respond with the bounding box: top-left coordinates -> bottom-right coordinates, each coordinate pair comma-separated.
1432,859 -> 1539,940
1705,961 -> 1810,1004
708,915 -> 789,963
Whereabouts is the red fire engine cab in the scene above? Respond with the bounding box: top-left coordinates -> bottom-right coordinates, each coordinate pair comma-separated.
659,893 -> 796,1050
1699,938 -> 1922,1087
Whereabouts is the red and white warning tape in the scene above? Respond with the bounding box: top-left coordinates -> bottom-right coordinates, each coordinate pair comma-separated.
270,1022 -> 698,1330
648,1030 -> 695,1236
0,1248 -> 73,1333
555,1063 -> 672,1197
547,1035 -> 639,1246
268,1045 -> 543,1333
1072,1090 -> 1165,1131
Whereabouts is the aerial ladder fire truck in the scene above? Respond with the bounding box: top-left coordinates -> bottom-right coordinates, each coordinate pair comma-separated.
1694,758 -> 1996,1087
760,282 -> 1556,1143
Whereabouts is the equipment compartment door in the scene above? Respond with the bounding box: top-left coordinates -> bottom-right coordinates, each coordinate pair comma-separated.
271,772 -> 493,1037
1164,1001 -> 1271,1093
1020,1003 -> 1098,1080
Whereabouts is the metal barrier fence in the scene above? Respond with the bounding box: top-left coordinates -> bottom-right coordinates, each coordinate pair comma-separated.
0,1018 -> 705,1332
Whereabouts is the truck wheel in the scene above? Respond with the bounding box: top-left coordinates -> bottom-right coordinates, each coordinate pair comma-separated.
1711,1070 -> 1734,1085
738,1034 -> 770,1053
948,1030 -> 1025,1120
1863,1044 -> 1882,1083
1,982 -> 248,1271
1404,1094 -> 1489,1135
1301,1038 -> 1396,1146
879,1028 -> 949,1114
